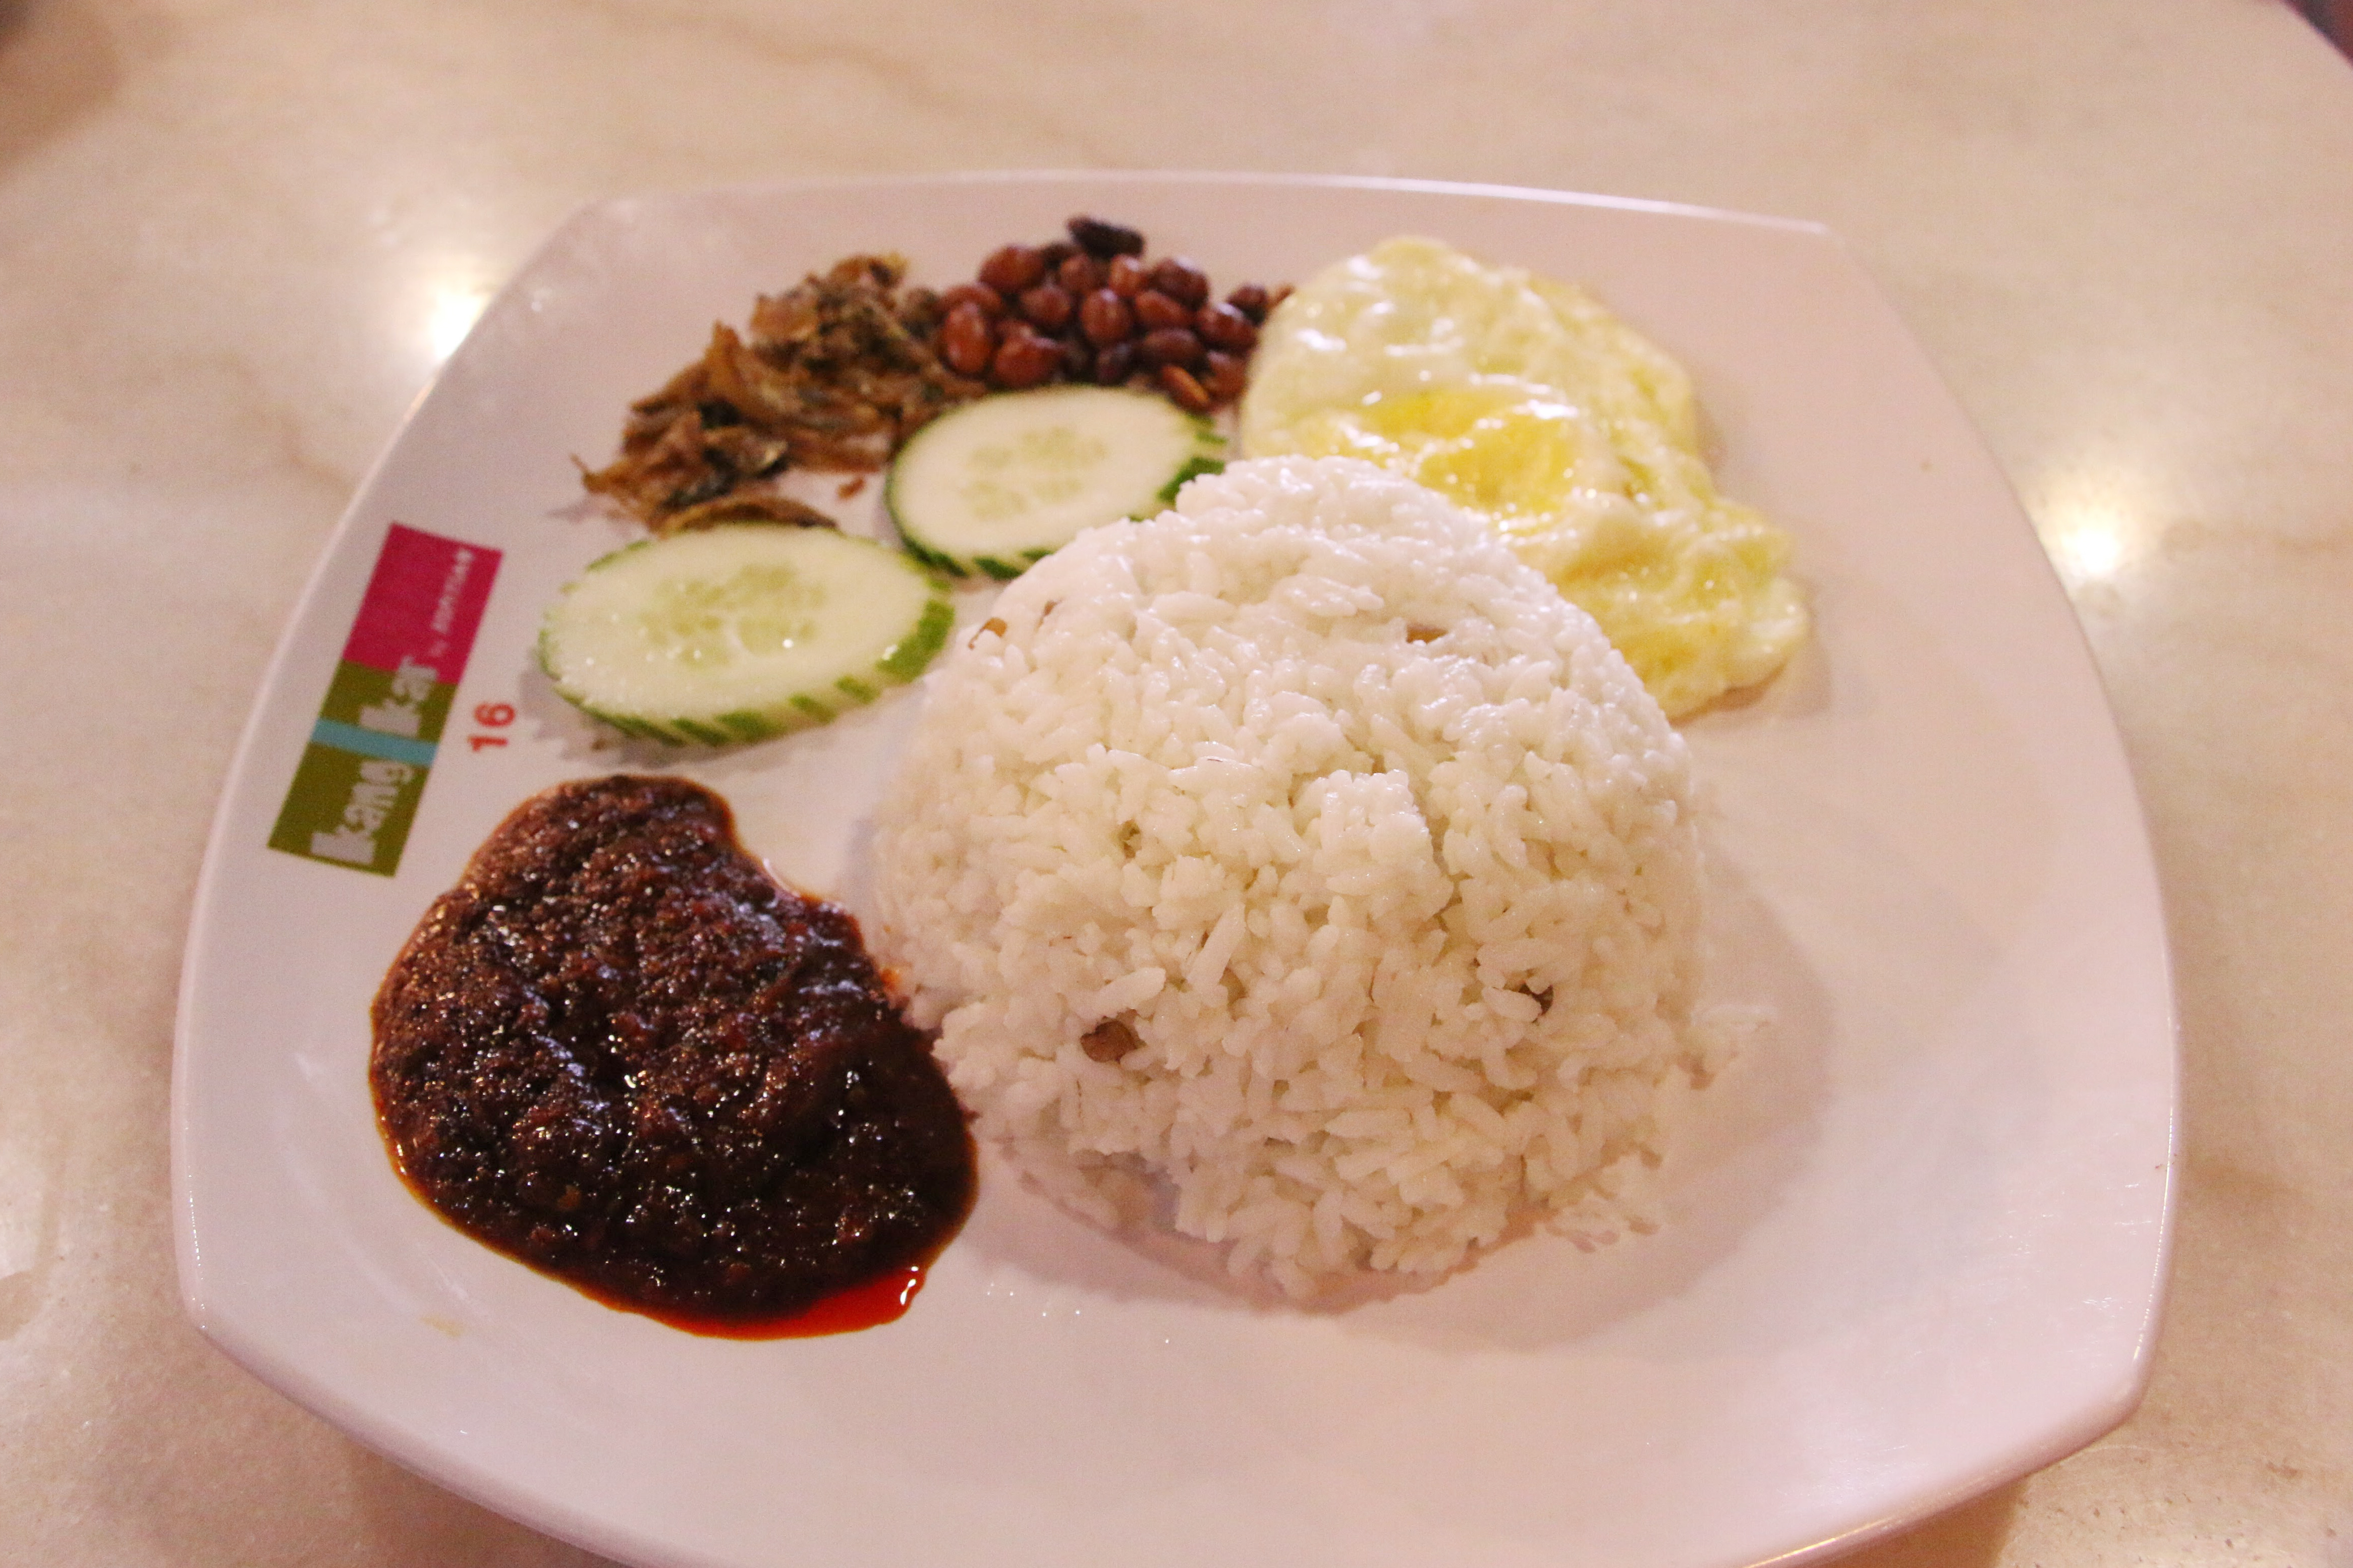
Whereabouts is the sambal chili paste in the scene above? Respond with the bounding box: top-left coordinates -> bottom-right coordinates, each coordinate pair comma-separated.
370,774 -> 974,1333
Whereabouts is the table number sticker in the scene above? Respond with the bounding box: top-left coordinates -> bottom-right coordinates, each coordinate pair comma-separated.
268,524 -> 501,876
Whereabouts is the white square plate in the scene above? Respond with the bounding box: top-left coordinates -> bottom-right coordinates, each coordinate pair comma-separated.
174,173 -> 2174,1568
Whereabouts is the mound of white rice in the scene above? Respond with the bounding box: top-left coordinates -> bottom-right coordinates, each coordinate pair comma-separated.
870,455 -> 1717,1296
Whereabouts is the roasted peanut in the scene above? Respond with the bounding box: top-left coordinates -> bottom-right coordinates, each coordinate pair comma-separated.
1068,215 -> 1146,259
940,220 -> 1281,418
1195,301 -> 1258,352
1132,289 -> 1192,332
1106,253 -> 1149,299
1138,327 -> 1204,369
1149,256 -> 1210,308
939,281 -> 1005,319
1201,350 -> 1249,403
977,244 -> 1047,296
1158,364 -> 1212,413
1079,288 -> 1134,347
990,327 -> 1061,388
938,301 -> 997,376
1224,282 -> 1271,323
1092,340 -> 1136,385
1018,282 -> 1075,332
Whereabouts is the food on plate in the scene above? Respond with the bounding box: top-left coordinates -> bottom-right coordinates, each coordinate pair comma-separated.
538,525 -> 951,744
886,385 -> 1224,578
933,214 -> 1286,414
371,775 -> 976,1332
578,224 -> 1286,537
1240,236 -> 1807,718
579,254 -> 982,533
869,455 -> 1728,1297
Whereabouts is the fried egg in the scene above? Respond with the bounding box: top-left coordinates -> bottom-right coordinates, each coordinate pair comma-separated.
1239,236 -> 1807,717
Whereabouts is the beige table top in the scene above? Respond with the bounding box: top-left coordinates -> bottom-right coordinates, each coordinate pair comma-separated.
6,1 -> 2351,1562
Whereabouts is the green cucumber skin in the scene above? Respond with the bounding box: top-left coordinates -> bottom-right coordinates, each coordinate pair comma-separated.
578,700 -> 797,748
878,597 -> 956,681
899,534 -> 962,577
537,526 -> 953,747
670,716 -> 733,746
1158,454 -> 1226,502
570,671 -> 902,748
897,534 -> 1046,582
885,388 -> 1223,578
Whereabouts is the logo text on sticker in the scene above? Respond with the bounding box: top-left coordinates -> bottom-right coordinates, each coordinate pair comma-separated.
268,523 -> 501,876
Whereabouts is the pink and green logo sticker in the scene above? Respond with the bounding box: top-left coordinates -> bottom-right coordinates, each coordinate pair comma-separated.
268,524 -> 501,876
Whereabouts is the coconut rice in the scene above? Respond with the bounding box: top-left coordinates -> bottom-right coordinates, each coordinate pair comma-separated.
870,454 -> 1720,1296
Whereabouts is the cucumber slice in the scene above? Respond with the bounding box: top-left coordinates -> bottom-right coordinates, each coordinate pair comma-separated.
538,525 -> 953,745
886,385 -> 1224,578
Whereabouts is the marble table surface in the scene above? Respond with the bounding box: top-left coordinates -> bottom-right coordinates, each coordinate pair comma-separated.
5,1 -> 2350,1562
